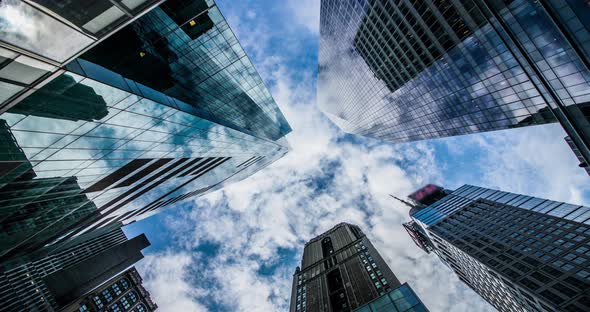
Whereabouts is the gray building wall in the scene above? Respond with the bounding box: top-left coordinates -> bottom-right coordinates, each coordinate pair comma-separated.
410,185 -> 590,312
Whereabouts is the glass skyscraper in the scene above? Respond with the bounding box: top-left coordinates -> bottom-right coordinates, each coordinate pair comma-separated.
318,0 -> 590,172
402,184 -> 590,312
290,223 -> 428,312
0,0 -> 291,262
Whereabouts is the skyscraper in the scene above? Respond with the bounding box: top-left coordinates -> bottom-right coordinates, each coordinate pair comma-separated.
0,0 -> 292,261
75,267 -> 158,312
402,184 -> 590,312
318,0 -> 590,173
289,223 -> 428,312
0,225 -> 151,312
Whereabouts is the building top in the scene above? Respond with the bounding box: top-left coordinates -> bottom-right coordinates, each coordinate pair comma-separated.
412,184 -> 590,228
128,267 -> 158,310
77,266 -> 158,312
303,222 -> 364,246
79,0 -> 292,142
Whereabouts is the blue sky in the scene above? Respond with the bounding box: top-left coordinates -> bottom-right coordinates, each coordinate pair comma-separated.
123,1 -> 590,311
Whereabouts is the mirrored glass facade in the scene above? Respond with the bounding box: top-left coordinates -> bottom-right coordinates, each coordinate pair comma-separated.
318,0 -> 590,170
0,0 -> 163,113
78,0 -> 291,141
407,185 -> 590,312
352,284 -> 428,312
289,223 -> 428,312
0,0 -> 291,262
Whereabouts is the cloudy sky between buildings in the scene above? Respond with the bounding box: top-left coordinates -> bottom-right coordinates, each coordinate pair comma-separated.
123,1 -> 590,311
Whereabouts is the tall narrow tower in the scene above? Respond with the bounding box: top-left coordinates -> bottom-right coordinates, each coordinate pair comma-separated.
290,223 -> 428,312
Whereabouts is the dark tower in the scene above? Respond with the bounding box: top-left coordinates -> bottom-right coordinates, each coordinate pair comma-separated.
0,226 -> 151,312
290,223 -> 428,312
404,184 -> 590,312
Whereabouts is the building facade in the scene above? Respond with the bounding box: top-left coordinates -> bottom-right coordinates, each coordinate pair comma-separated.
0,0 -> 164,114
318,0 -> 590,173
0,225 -> 150,312
289,223 -> 428,312
75,267 -> 157,312
404,184 -> 590,312
0,0 -> 291,261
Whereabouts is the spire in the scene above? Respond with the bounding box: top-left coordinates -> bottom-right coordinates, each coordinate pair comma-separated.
389,194 -> 417,209
390,194 -> 423,217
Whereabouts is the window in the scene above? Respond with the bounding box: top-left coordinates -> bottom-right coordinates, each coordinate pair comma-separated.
94,296 -> 104,308
121,297 -> 131,310
120,278 -> 130,290
128,291 -> 138,303
562,263 -> 574,271
110,303 -> 122,312
102,289 -> 113,302
79,304 -> 90,312
134,304 -> 146,312
576,270 -> 590,279
112,283 -> 122,295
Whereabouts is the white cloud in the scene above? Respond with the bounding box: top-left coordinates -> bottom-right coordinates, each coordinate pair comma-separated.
287,0 -> 321,34
138,252 -> 209,312
440,124 -> 590,204
0,0 -> 93,62
138,59 -> 496,311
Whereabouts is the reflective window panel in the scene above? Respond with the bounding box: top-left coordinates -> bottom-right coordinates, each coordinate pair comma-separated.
0,68 -> 289,260
79,0 -> 292,141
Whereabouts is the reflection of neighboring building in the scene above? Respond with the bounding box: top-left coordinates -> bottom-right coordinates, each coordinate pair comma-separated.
0,119 -> 34,188
0,117 -> 102,260
0,0 -> 292,262
352,0 -> 473,93
80,0 -> 290,141
10,74 -> 109,121
75,267 -> 158,312
0,225 -> 150,312
0,0 -> 163,114
319,0 -> 590,175
0,175 -> 101,259
289,223 -> 428,312
402,184 -> 590,312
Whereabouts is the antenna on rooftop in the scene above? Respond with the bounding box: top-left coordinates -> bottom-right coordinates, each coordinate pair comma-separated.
389,194 -> 417,209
